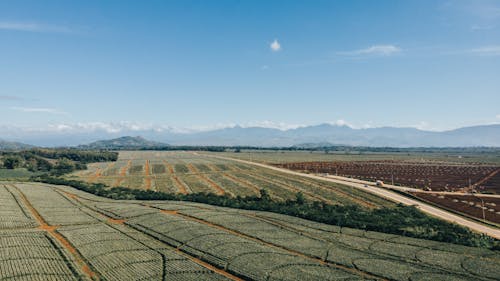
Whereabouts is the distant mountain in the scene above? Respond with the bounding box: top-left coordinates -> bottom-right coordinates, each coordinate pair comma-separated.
79,136 -> 169,150
0,140 -> 34,150
165,124 -> 500,147
2,123 -> 500,147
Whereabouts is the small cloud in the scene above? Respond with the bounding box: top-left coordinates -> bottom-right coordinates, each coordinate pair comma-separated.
270,39 -> 281,52
261,65 -> 269,70
0,95 -> 23,101
328,119 -> 353,127
10,106 -> 68,115
242,121 -> 303,131
469,45 -> 500,56
0,21 -> 71,33
415,121 -> 430,130
470,24 -> 494,31
338,44 -> 402,56
496,114 -> 500,119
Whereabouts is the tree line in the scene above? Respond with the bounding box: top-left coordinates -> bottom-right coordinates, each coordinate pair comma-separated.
0,149 -> 118,175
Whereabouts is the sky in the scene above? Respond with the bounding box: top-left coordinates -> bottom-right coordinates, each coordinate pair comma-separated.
1,0 -> 500,135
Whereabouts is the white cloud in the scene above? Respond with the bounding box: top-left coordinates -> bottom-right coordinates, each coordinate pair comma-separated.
496,114 -> 500,119
0,95 -> 23,101
10,107 -> 67,115
469,45 -> 500,56
242,121 -> 303,130
0,22 -> 71,33
470,24 -> 494,31
0,121 -> 305,134
261,65 -> 269,70
414,121 -> 431,130
338,45 -> 402,56
270,39 -> 281,52
326,119 -> 353,128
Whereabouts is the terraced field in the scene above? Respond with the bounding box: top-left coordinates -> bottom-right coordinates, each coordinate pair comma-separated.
71,151 -> 393,208
1,181 -> 499,281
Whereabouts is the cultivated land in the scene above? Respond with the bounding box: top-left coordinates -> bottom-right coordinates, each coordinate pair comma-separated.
1,182 -> 500,281
208,151 -> 500,225
274,161 -> 500,224
214,150 -> 500,165
276,161 -> 500,194
71,150 -> 500,227
71,151 -> 394,208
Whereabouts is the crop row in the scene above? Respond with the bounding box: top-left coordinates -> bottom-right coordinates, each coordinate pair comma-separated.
0,185 -> 36,229
74,152 -> 395,208
78,193 -> 499,281
15,183 -> 100,226
127,212 -> 362,280
9,182 -> 500,281
154,203 -> 499,280
0,231 -> 79,280
277,161 -> 500,192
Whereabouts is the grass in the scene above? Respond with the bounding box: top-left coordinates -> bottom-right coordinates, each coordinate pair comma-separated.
0,168 -> 40,180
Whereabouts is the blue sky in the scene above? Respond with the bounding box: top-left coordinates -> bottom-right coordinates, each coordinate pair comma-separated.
1,0 -> 499,134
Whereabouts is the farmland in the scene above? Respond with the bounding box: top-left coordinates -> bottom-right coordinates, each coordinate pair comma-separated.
214,150 -> 500,165
69,150 -> 500,225
211,151 -> 500,224
1,181 -> 499,281
276,160 -> 500,193
70,151 -> 394,208
411,193 -> 500,224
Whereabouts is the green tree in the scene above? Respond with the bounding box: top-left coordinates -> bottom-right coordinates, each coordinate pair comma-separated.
259,189 -> 270,201
3,156 -> 22,169
295,192 -> 305,205
52,158 -> 76,175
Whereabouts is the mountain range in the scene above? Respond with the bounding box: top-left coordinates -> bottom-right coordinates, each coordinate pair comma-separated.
2,123 -> 500,148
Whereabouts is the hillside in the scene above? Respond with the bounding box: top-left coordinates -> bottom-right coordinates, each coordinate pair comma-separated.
0,140 -> 34,150
79,136 -> 169,150
1,182 -> 499,281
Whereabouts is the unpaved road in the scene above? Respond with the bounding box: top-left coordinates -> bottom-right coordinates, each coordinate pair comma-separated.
203,153 -> 500,240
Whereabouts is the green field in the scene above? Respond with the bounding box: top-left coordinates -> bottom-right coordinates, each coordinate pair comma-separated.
70,151 -> 393,208
0,168 -> 39,180
1,181 -> 499,281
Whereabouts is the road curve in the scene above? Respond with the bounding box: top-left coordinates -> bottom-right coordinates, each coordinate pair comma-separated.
202,153 -> 500,240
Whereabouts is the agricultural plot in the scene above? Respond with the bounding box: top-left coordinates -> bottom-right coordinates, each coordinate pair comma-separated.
1,181 -> 499,281
480,171 -> 500,194
0,184 -> 36,229
411,193 -> 500,224
214,150 -> 500,165
70,151 -> 395,208
0,230 -> 80,281
277,161 -> 500,193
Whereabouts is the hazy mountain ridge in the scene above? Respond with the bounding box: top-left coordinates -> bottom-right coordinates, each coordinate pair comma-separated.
168,124 -> 500,147
2,124 -> 499,147
0,140 -> 34,150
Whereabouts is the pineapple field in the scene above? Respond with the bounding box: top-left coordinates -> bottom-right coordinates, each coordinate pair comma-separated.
1,181 -> 499,281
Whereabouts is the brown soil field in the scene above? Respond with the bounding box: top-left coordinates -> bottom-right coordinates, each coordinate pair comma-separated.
277,161 -> 500,194
412,192 -> 500,224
